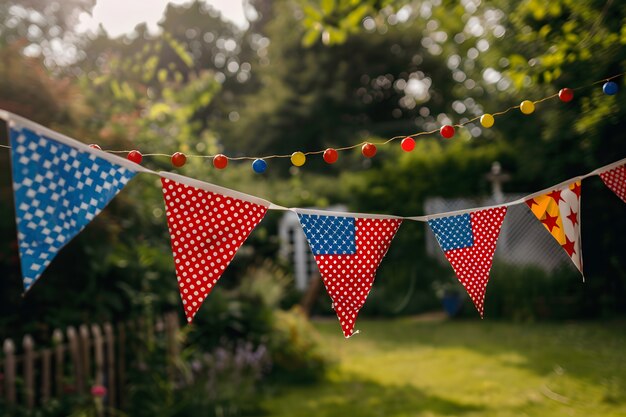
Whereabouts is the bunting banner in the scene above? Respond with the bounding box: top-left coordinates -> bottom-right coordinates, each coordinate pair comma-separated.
160,172 -> 270,322
427,207 -> 507,317
2,110 -> 626,335
296,210 -> 402,337
9,124 -> 139,291
599,164 -> 626,203
526,181 -> 583,275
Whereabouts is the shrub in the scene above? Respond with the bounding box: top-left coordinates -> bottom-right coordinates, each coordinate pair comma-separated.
174,342 -> 271,417
267,307 -> 328,383
476,263 -> 584,321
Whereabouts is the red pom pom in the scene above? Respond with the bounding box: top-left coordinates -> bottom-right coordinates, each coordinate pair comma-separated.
171,152 -> 187,167
88,144 -> 101,150
401,137 -> 415,152
127,150 -> 143,164
558,88 -> 574,103
361,143 -> 377,158
323,148 -> 338,164
213,154 -> 228,169
440,125 -> 455,139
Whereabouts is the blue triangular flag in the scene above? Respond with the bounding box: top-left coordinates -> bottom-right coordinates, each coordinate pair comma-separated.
10,126 -> 137,291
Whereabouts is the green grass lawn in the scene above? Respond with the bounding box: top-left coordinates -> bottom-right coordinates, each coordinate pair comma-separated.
260,317 -> 626,417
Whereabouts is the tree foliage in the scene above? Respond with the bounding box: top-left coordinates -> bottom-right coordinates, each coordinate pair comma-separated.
1,0 -> 626,345
297,0 -> 626,315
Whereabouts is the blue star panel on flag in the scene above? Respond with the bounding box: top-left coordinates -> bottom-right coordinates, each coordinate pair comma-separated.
427,213 -> 474,251
296,211 -> 403,337
10,126 -> 137,291
426,207 -> 507,317
298,214 -> 356,255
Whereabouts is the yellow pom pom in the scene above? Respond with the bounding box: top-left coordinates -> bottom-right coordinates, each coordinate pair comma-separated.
520,100 -> 535,115
291,151 -> 306,167
480,114 -> 494,128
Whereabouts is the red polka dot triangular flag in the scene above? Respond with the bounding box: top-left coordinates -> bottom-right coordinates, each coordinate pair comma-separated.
427,207 -> 507,317
160,173 -> 269,323
297,210 -> 402,337
600,164 -> 626,204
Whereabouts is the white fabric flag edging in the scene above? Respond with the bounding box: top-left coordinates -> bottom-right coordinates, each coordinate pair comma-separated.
1,111 -> 154,174
159,171 -> 273,208
408,158 -> 626,221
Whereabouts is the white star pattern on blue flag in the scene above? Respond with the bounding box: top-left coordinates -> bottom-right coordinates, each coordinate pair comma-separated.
10,126 -> 136,291
298,214 -> 356,255
428,213 -> 474,252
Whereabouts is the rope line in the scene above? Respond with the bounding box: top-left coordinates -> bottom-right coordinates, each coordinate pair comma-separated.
93,71 -> 619,161
0,113 -> 624,221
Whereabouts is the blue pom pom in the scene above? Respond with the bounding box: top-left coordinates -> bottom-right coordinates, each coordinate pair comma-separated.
603,81 -> 618,96
252,158 -> 267,173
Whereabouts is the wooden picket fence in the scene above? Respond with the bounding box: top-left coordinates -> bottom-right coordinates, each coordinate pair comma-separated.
0,312 -> 180,413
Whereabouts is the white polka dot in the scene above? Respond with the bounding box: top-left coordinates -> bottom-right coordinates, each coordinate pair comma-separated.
161,178 -> 268,322
308,217 -> 402,337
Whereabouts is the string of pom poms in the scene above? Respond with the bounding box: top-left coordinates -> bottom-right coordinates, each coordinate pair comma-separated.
1,74 -> 623,172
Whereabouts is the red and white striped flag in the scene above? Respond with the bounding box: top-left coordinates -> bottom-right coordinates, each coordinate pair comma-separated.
160,173 -> 269,322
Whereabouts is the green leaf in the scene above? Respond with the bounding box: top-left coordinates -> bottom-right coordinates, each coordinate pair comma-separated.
538,24 -> 551,39
121,82 -> 136,101
92,75 -> 108,86
110,80 -> 122,99
325,26 -> 347,44
548,2 -> 561,16
321,0 -> 335,15
302,27 -> 321,47
543,71 -> 552,83
303,5 -> 322,20
342,4 -> 370,29
509,54 -> 527,69
149,103 -> 171,119
164,33 -> 194,68
346,0 -> 364,8
143,55 -> 159,82
157,69 -> 168,83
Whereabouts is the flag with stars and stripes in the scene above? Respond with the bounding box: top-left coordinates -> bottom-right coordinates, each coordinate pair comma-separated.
297,210 -> 402,337
9,125 -> 138,291
599,164 -> 626,204
427,207 -> 507,317
526,181 -> 583,276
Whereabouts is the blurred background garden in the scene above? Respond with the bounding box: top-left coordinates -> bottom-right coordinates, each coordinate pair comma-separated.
0,0 -> 625,415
